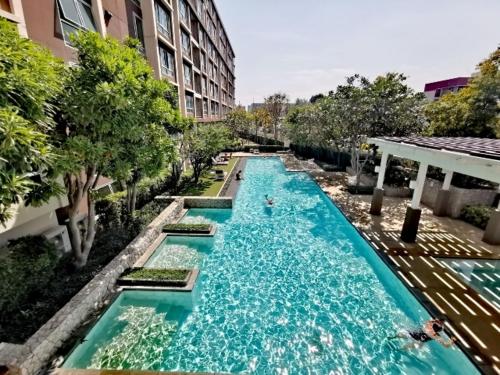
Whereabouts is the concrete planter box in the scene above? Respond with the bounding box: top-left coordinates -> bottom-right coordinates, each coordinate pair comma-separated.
422,178 -> 497,218
118,268 -> 191,288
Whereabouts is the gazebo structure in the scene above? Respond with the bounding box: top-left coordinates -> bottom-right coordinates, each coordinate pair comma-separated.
367,137 -> 500,244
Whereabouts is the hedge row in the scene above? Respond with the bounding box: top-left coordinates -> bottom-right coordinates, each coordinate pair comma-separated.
290,144 -> 351,171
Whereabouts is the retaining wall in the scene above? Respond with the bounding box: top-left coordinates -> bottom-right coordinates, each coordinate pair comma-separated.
0,198 -> 184,375
422,178 -> 497,218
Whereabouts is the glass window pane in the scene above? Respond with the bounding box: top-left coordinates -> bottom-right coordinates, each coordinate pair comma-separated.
134,17 -> 144,46
61,19 -> 80,44
58,0 -> 80,25
76,0 -> 96,30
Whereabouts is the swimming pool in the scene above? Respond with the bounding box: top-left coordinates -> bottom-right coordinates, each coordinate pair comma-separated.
64,157 -> 478,374
144,236 -> 214,269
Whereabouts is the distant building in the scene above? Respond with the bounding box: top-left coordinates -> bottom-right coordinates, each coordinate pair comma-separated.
247,103 -> 265,112
423,77 -> 470,101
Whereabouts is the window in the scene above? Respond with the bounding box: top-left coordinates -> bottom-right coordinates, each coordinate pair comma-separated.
57,0 -> 96,44
181,31 -> 190,56
196,0 -> 202,15
133,13 -> 145,51
155,2 -> 172,40
183,63 -> 192,86
199,31 -> 205,49
202,77 -> 207,94
179,0 -> 189,24
159,44 -> 175,78
203,100 -> 208,116
185,94 -> 194,114
210,82 -> 214,97
200,53 -> 206,71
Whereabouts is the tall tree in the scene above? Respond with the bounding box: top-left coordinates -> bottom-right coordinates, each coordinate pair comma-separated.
224,107 -> 253,138
252,108 -> 272,138
186,124 -> 231,183
115,75 -> 180,213
425,48 -> 499,138
330,75 -> 373,186
264,92 -> 289,140
0,19 -> 65,224
56,32 -> 176,268
368,73 -> 426,136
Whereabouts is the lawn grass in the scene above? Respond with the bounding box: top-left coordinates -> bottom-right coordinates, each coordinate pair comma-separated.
180,157 -> 238,196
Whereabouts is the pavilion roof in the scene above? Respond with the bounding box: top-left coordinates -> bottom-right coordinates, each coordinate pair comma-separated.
376,136 -> 500,161
367,136 -> 500,183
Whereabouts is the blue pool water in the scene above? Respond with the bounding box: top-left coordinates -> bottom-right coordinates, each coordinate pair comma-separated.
64,157 -> 478,374
144,236 -> 215,269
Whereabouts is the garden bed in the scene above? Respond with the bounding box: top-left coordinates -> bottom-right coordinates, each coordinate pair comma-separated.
118,268 -> 191,287
163,223 -> 214,234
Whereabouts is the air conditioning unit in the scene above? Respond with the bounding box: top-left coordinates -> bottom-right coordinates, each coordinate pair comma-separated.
42,225 -> 71,253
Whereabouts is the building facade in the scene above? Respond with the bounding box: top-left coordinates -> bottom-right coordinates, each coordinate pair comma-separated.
423,77 -> 469,101
1,0 -> 236,120
0,0 -> 235,248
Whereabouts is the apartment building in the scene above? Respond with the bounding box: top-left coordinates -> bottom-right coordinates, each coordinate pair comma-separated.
1,0 -> 235,249
423,77 -> 469,101
0,0 -> 235,120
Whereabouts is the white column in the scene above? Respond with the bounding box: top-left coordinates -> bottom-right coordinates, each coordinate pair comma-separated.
442,170 -> 453,190
411,163 -> 428,209
376,152 -> 389,189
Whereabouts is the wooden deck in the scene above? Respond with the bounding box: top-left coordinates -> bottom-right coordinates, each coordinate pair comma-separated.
362,230 -> 500,374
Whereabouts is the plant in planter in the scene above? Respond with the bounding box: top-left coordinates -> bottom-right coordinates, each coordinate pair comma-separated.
119,268 -> 191,286
163,223 -> 213,234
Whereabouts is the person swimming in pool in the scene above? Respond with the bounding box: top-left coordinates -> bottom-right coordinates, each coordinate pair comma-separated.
265,194 -> 274,205
389,319 -> 457,349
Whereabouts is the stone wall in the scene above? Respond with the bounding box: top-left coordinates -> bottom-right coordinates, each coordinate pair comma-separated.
0,198 -> 184,375
422,178 -> 497,218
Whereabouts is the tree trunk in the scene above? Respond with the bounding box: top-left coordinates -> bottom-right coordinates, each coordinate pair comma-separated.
171,161 -> 182,192
65,167 -> 98,269
130,183 -> 137,213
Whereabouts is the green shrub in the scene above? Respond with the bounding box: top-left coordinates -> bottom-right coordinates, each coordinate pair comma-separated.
95,191 -> 126,229
122,268 -> 189,281
0,236 -> 58,315
128,200 -> 168,236
163,223 -> 212,233
460,205 -> 494,229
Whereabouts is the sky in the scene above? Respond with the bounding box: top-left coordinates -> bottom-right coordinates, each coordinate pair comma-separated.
216,0 -> 500,106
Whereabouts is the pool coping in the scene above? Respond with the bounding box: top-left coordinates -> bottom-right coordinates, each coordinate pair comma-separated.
279,156 -> 491,375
